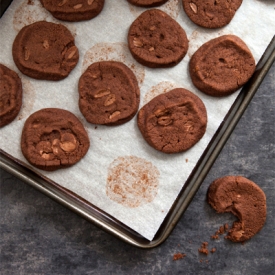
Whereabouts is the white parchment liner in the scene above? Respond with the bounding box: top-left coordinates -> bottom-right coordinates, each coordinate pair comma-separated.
0,0 -> 274,240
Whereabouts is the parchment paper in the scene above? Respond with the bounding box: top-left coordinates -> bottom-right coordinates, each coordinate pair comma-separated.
0,0 -> 274,240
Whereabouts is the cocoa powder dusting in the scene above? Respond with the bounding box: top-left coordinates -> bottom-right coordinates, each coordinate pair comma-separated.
143,81 -> 179,105
106,156 -> 160,207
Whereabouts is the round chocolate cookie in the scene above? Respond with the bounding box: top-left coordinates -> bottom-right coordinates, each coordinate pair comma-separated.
0,64 -> 23,128
12,21 -> 79,81
182,0 -> 243,28
40,0 -> 105,22
79,61 -> 140,126
128,9 -> 189,68
127,0 -> 168,7
189,35 -> 255,97
208,176 -> 267,242
137,88 -> 207,154
21,108 -> 90,171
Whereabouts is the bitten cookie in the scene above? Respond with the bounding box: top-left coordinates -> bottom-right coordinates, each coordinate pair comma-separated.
12,21 -> 79,81
208,176 -> 267,242
182,0 -> 243,28
79,61 -> 140,126
128,9 -> 189,68
137,88 -> 207,153
189,35 -> 255,97
0,64 -> 23,127
40,0 -> 105,22
21,108 -> 90,171
127,0 -> 168,7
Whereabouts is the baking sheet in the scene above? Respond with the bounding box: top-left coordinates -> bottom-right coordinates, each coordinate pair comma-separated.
0,0 -> 274,241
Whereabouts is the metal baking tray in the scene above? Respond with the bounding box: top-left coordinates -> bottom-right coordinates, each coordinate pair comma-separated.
0,14 -> 274,247
0,0 -> 13,18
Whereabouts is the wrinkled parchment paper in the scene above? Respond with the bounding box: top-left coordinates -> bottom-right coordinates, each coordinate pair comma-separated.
0,0 -> 274,240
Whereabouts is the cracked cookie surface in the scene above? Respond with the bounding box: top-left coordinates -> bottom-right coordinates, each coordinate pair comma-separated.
40,0 -> 105,22
21,108 -> 90,171
79,61 -> 140,126
137,88 -> 207,154
189,35 -> 255,97
128,9 -> 188,68
127,0 -> 169,7
208,176 -> 267,242
12,21 -> 79,81
182,0 -> 243,28
0,64 -> 23,127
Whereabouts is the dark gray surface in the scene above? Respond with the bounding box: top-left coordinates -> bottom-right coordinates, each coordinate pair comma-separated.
1,63 -> 274,275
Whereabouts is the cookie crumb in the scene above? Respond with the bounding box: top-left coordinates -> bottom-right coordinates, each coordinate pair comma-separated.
224,223 -> 229,231
211,234 -> 219,239
198,242 -> 209,255
212,223 -> 229,239
210,248 -> 216,253
173,253 -> 186,261
218,225 -> 225,234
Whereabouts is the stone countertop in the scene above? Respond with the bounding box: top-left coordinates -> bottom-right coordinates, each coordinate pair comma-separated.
1,63 -> 274,275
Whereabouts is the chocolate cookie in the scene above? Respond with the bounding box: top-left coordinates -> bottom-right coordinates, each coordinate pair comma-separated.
189,35 -> 255,97
128,9 -> 189,68
127,0 -> 168,7
208,176 -> 267,242
21,108 -> 90,171
0,64 -> 23,127
79,61 -> 140,126
182,0 -> 243,28
12,21 -> 79,81
137,88 -> 207,153
40,0 -> 105,22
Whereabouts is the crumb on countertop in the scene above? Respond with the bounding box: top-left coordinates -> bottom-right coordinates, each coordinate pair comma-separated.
210,247 -> 216,253
173,253 -> 186,261
198,242 -> 209,255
